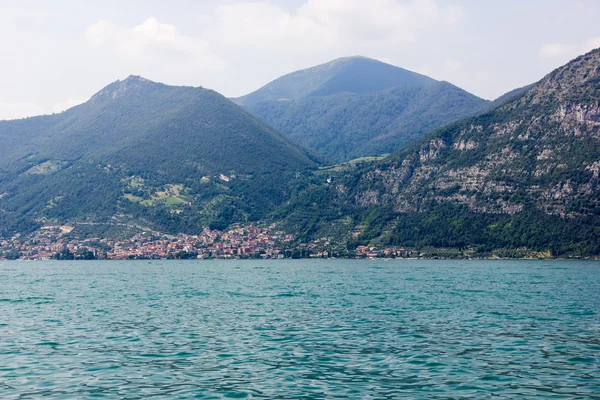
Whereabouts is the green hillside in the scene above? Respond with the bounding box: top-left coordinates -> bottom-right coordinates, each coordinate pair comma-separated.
235,56 -> 490,162
0,76 -> 317,236
276,48 -> 600,257
249,81 -> 490,161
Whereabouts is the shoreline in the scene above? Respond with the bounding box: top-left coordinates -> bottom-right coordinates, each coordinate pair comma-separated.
2,256 -> 599,262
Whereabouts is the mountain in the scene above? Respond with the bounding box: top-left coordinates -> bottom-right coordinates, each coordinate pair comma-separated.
0,76 -> 317,236
277,49 -> 600,257
234,56 -> 491,162
234,56 -> 436,106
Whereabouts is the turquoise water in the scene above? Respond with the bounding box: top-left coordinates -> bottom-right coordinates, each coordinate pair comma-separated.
1,260 -> 599,399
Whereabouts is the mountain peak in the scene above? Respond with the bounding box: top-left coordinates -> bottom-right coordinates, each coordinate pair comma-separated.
0,73 -> 317,236
330,55 -> 388,64
517,46 -> 600,106
117,74 -> 158,89
124,74 -> 147,81
327,55 -> 373,63
122,75 -> 157,85
234,56 -> 436,107
90,75 -> 160,103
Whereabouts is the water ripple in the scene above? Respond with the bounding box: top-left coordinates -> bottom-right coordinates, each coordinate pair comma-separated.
0,259 -> 599,398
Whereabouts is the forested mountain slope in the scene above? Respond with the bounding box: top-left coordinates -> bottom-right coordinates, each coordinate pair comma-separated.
0,76 -> 317,236
235,56 -> 491,162
278,49 -> 600,256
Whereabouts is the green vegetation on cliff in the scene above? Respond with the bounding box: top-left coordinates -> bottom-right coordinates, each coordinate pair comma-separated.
275,49 -> 600,257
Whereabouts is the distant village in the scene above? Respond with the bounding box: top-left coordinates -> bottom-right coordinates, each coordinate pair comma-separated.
0,224 -> 419,261
0,224 -> 292,261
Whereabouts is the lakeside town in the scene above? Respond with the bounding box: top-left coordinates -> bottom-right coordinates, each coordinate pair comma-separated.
0,223 -> 421,261
0,224 -> 290,260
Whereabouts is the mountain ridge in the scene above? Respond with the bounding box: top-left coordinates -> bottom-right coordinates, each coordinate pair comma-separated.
233,56 -> 437,107
3,50 -> 599,258
0,77 -> 318,236
234,56 -> 493,162
276,48 -> 600,257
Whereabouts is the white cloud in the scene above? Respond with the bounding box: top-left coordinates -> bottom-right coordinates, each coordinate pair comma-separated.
0,101 -> 45,121
85,17 -> 227,80
204,2 -> 332,52
204,0 -> 462,51
539,37 -> 600,59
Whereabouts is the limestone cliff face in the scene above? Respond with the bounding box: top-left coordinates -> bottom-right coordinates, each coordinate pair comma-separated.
354,48 -> 600,217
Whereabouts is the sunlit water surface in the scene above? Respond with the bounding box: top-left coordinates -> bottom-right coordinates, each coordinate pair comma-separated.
1,259 -> 599,399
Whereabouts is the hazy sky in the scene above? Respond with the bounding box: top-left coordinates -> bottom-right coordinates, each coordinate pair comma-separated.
1,0 -> 599,120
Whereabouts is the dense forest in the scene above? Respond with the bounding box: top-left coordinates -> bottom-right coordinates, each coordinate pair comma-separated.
248,82 -> 490,161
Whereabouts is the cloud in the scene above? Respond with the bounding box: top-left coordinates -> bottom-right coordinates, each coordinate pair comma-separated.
0,101 -> 45,121
204,0 -> 462,51
85,17 -> 227,78
539,37 -> 600,59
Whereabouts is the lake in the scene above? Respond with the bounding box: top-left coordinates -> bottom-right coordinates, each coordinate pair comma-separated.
1,259 -> 599,398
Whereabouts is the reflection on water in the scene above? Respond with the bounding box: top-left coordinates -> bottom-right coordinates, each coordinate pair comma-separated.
0,259 -> 599,398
